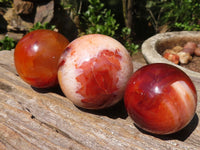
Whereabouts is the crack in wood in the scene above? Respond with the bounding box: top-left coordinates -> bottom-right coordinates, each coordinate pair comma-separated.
28,114 -> 86,147
25,107 -> 31,113
0,81 -> 12,92
41,121 -> 85,147
30,115 -> 35,119
0,137 -> 18,150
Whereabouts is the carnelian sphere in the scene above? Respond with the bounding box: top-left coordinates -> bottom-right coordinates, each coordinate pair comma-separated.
58,34 -> 133,109
14,29 -> 69,88
124,63 -> 197,135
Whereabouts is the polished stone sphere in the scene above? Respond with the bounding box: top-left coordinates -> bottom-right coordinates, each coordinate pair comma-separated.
124,63 -> 197,134
58,34 -> 133,109
14,29 -> 69,88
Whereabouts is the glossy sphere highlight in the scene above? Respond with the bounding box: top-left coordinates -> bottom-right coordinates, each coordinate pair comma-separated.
58,34 -> 133,109
124,63 -> 197,134
14,29 -> 69,88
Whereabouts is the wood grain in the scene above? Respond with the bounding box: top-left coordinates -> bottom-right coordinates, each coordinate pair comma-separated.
0,50 -> 199,150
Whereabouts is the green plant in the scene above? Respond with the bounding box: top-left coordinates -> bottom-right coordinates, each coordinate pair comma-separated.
145,0 -> 165,33
29,22 -> 56,32
121,27 -> 139,54
124,41 -> 139,55
146,0 -> 200,32
0,36 -> 16,51
80,0 -> 139,54
60,0 -> 81,19
175,22 -> 200,31
0,0 -> 13,7
172,0 -> 200,31
81,0 -> 119,37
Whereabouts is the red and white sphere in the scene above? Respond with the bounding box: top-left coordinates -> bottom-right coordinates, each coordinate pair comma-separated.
124,63 -> 197,134
58,34 -> 133,109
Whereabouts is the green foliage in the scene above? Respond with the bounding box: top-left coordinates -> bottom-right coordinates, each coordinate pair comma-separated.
124,41 -> 139,54
0,36 -> 16,51
60,1 -> 73,10
60,0 -> 78,10
60,0 -> 80,19
29,22 -> 56,32
81,0 -> 119,37
121,27 -> 139,54
175,22 -> 200,31
124,41 -> 139,55
172,0 -> 200,31
146,0 -> 200,32
0,0 -> 12,7
80,0 -> 139,54
145,0 -> 165,32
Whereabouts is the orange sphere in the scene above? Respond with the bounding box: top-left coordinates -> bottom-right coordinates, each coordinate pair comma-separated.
14,29 -> 69,88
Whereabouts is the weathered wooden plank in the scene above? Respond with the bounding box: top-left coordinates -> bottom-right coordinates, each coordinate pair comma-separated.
0,50 -> 199,150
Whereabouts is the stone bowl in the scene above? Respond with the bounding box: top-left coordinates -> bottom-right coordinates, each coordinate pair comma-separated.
141,31 -> 200,92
